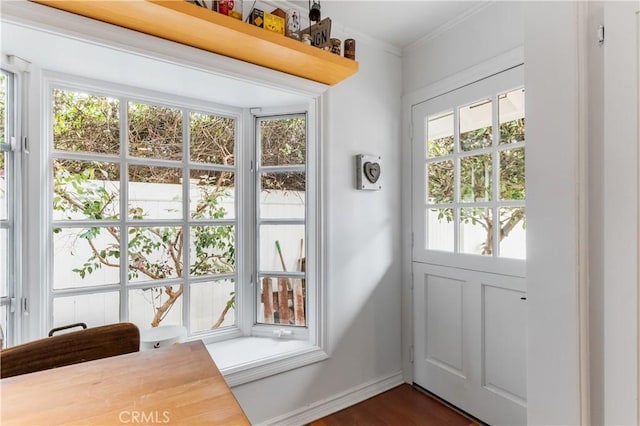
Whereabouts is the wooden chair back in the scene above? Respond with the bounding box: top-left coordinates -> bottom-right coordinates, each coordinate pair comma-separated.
0,322 -> 140,379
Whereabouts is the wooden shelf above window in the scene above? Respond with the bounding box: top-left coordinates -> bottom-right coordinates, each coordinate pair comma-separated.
30,0 -> 359,86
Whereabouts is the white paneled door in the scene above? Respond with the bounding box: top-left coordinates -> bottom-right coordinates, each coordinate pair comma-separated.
411,66 -> 527,425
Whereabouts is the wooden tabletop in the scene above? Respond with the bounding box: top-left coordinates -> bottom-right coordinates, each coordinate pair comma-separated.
0,340 -> 250,425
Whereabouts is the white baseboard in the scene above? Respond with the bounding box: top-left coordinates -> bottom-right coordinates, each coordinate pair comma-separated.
257,371 -> 405,426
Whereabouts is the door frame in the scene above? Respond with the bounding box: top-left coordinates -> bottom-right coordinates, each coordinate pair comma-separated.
401,45 -> 525,390
401,4 -> 592,420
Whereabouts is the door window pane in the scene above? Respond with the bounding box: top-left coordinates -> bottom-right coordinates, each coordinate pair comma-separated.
427,208 -> 454,252
260,117 -> 306,166
428,160 -> 454,204
53,89 -> 120,155
499,148 -> 525,200
426,111 -> 454,157
460,99 -> 492,151
190,279 -> 235,332
459,207 -> 493,255
499,207 -> 526,259
128,101 -> 182,160
460,154 -> 492,202
190,112 -> 235,165
499,89 -> 525,145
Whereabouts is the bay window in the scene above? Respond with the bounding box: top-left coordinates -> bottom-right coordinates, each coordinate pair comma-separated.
44,78 -> 316,345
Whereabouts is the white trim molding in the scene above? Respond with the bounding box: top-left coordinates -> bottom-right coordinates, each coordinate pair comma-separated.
257,371 -> 404,426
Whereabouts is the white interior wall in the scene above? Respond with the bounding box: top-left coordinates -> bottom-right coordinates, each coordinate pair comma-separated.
232,37 -> 404,425
602,2 -> 639,424
402,2 -> 524,95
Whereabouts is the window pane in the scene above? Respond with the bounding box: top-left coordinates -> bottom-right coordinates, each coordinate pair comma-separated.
128,226 -> 182,282
427,208 -> 454,252
499,207 -> 526,259
0,229 -> 7,297
426,111 -> 453,157
260,172 -> 305,219
459,207 -> 493,255
53,160 -> 120,221
53,227 -> 121,289
189,225 -> 235,277
0,73 -> 6,222
259,225 -> 305,272
128,165 -> 182,220
53,89 -> 120,155
0,152 -> 6,221
427,160 -> 453,204
499,89 -> 525,145
460,99 -> 492,151
53,292 -> 120,328
190,279 -> 235,332
0,72 -> 6,145
258,275 -> 305,326
0,303 -> 7,349
260,116 -> 306,166
460,154 -> 492,202
129,285 -> 183,329
128,101 -> 182,160
189,170 -> 235,220
190,112 -> 235,165
499,148 -> 525,201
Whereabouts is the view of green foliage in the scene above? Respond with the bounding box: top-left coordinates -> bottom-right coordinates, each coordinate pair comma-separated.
52,90 -> 305,328
427,118 -> 525,255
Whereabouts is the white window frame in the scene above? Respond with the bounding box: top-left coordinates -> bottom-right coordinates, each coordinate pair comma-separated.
0,60 -> 26,348
42,74 -> 245,338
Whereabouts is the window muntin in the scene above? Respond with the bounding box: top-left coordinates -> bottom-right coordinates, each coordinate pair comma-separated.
425,88 -> 526,259
256,115 -> 307,327
50,85 -> 239,334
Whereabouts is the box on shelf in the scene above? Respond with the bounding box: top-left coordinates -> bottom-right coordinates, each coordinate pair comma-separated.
264,11 -> 285,35
249,8 -> 264,28
270,8 -> 286,20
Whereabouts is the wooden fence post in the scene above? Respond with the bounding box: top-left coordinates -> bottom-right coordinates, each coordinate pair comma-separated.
292,278 -> 305,325
262,277 -> 274,323
277,277 -> 291,324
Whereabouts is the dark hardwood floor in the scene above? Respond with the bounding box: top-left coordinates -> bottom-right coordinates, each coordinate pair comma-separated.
309,384 -> 478,426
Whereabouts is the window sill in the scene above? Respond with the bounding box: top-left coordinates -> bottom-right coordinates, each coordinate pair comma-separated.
204,337 -> 328,387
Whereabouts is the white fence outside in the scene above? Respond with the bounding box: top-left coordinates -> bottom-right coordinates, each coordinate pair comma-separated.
52,180 -> 305,334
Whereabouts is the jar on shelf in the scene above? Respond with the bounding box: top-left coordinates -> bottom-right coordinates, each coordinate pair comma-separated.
218,0 -> 243,20
344,38 -> 356,60
301,34 -> 312,45
330,38 -> 341,55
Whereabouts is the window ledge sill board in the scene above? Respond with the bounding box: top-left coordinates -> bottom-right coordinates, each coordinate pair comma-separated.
204,337 -> 328,387
30,0 -> 359,86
